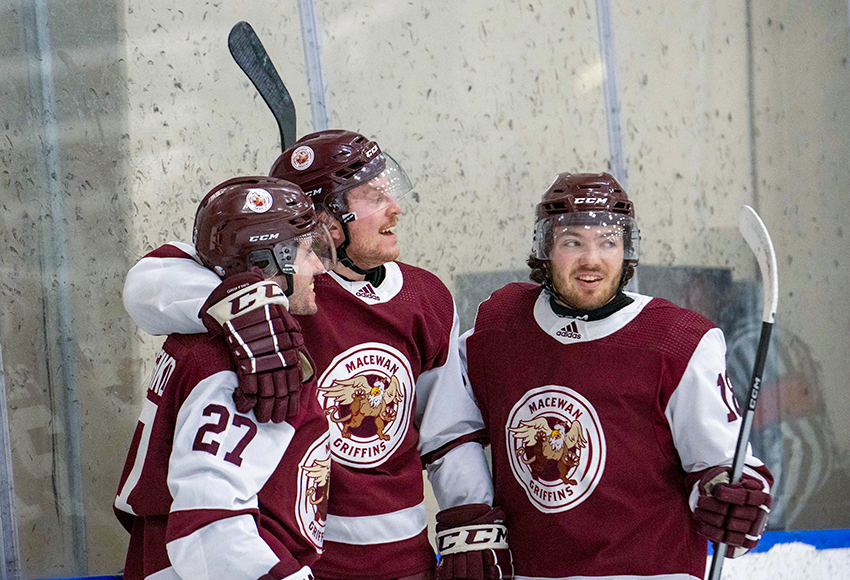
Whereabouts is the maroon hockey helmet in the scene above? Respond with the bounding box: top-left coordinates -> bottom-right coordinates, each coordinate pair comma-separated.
193,176 -> 335,285
269,129 -> 413,221
532,172 -> 640,267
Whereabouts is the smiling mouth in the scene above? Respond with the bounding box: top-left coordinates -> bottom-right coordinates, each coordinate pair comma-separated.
577,274 -> 603,283
379,227 -> 395,235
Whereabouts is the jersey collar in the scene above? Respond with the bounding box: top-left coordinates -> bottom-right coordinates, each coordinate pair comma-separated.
328,261 -> 403,305
533,290 -> 652,344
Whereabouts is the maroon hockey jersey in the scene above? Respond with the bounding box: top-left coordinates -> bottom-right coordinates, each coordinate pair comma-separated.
303,263 -> 481,579
114,332 -> 330,580
463,283 -> 771,580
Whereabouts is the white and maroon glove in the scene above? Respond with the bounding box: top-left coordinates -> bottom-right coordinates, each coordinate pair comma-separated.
435,504 -> 513,580
201,269 -> 314,423
691,466 -> 771,558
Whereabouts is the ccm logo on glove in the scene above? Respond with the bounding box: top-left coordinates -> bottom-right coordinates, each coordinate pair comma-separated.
206,280 -> 286,320
437,524 -> 509,555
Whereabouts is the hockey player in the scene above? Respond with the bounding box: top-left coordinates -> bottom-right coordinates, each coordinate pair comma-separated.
460,172 -> 773,580
115,176 -> 337,580
121,131 -> 512,580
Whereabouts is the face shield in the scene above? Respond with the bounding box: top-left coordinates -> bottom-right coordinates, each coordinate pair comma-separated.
326,153 -> 415,222
247,222 -> 336,279
533,211 -> 640,262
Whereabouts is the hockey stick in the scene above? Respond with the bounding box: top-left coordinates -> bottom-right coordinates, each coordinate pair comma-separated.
227,21 -> 297,150
707,205 -> 778,580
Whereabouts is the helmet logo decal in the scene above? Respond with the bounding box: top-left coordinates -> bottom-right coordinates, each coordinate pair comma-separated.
317,343 -> 414,468
292,145 -> 315,170
506,385 -> 606,513
365,144 -> 379,158
244,189 -> 273,213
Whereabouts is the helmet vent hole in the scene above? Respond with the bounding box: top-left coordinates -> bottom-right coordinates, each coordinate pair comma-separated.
335,161 -> 365,179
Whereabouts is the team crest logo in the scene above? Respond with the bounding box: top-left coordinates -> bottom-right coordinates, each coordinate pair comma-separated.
506,385 -> 605,513
244,189 -> 273,213
296,433 -> 331,551
317,343 -> 414,468
291,145 -> 315,170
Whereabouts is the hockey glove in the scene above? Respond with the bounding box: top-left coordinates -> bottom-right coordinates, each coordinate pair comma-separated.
435,504 -> 513,580
691,466 -> 771,558
201,269 -> 314,423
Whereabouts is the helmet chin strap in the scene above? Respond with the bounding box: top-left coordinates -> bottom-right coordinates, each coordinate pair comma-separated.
335,219 -> 387,286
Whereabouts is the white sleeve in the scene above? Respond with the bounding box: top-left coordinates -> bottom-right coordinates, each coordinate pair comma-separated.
665,327 -> 768,487
123,242 -> 219,335
166,370 -> 297,580
458,325 -> 473,377
426,441 -> 493,508
416,307 -> 493,509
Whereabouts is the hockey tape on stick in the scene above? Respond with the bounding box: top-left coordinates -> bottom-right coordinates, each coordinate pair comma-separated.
708,205 -> 778,580
436,523 -> 509,555
228,21 -> 297,150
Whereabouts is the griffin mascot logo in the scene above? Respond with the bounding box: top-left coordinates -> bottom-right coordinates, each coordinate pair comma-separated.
506,385 -> 606,513
317,343 -> 414,468
296,433 -> 331,551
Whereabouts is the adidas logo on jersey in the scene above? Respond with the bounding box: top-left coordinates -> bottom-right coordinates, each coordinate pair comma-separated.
556,321 -> 582,340
355,283 -> 381,301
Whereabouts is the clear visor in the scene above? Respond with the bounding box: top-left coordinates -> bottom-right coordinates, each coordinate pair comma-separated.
329,153 -> 415,221
533,212 -> 640,261
244,222 -> 336,279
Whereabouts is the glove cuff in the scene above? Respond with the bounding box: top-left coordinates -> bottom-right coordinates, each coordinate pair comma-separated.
436,504 -> 508,556
436,522 -> 509,555
203,277 -> 289,329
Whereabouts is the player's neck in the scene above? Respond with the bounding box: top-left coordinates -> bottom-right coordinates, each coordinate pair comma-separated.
333,263 -> 366,282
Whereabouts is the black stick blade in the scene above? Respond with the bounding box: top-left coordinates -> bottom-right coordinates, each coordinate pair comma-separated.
228,21 -> 297,150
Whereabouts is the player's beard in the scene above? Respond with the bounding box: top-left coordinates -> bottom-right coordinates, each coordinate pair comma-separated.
551,264 -> 620,310
346,215 -> 400,270
288,274 -> 318,315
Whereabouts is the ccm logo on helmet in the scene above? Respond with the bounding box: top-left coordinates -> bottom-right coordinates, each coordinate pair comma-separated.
303,188 -> 322,197
248,233 -> 280,242
574,197 -> 607,204
365,144 -> 379,157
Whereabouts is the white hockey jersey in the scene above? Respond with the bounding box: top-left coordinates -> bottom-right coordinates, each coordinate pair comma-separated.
114,331 -> 329,580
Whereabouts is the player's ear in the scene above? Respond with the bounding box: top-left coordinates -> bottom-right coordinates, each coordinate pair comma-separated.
319,211 -> 345,244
